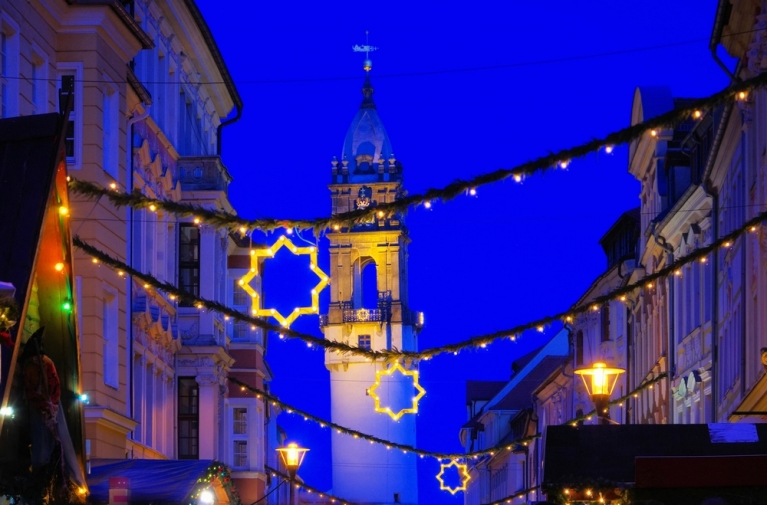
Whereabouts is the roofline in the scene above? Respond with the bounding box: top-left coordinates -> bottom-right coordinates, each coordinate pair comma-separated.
597,207 -> 640,246
182,0 -> 243,110
709,0 -> 730,51
68,0 -> 155,49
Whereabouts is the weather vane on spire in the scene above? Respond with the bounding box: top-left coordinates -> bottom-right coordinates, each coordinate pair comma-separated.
352,31 -> 378,72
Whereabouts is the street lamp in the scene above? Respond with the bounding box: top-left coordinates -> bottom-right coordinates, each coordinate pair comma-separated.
574,362 -> 625,424
277,442 -> 309,504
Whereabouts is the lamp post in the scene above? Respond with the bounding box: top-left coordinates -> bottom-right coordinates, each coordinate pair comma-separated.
277,442 -> 309,505
574,362 -> 625,425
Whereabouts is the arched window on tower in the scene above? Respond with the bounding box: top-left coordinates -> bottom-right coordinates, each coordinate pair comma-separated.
352,257 -> 378,309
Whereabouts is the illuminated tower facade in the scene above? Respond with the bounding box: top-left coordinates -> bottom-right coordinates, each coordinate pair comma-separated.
321,74 -> 422,504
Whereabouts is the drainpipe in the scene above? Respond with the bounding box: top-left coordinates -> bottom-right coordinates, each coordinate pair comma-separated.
651,222 -> 674,424
216,103 -> 242,156
703,182 -> 719,422
709,0 -> 738,82
740,126 -> 747,399
126,104 -> 151,434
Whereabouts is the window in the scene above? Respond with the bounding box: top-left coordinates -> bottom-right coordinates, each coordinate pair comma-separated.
30,50 -> 47,113
576,330 -> 584,366
233,408 -> 247,434
178,224 -> 200,306
57,63 -> 83,169
233,440 -> 248,468
103,288 -> 119,388
601,306 -> 610,342
358,334 -> 371,350
233,321 -> 249,340
178,378 -> 199,459
1,32 -> 7,117
0,14 -> 19,118
233,284 -> 249,306
231,406 -> 248,469
102,78 -> 119,178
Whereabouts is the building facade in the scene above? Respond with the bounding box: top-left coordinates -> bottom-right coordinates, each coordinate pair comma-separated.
321,74 -> 422,505
0,0 -> 273,502
462,4 -> 767,501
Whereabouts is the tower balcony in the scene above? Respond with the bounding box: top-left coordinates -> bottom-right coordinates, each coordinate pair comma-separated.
319,302 -> 424,329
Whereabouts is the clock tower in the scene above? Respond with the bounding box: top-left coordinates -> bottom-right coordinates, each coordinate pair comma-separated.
321,74 -> 422,504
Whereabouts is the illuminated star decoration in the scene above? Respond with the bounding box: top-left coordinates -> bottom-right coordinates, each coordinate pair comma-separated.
238,235 -> 329,328
368,362 -> 426,421
436,460 -> 471,495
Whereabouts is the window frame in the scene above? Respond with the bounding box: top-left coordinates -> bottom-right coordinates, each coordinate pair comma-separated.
178,377 -> 199,459
30,43 -> 48,114
102,74 -> 119,178
102,284 -> 119,388
0,12 -> 19,118
178,223 -> 201,306
56,62 -> 83,169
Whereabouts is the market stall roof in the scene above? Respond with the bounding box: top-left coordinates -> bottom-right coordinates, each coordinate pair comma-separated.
543,423 -> 767,488
88,459 -> 232,504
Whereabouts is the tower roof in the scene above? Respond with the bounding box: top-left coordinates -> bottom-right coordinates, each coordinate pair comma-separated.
341,76 -> 394,181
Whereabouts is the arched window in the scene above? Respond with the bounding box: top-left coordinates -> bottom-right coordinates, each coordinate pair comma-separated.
352,257 -> 378,308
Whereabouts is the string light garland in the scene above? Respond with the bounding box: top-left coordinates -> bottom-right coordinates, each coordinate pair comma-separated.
74,207 -> 767,362
238,235 -> 329,328
228,376 -> 538,459
265,465 -> 354,505
484,485 -> 540,505
436,460 -> 471,495
368,362 -> 426,421
69,71 -> 767,234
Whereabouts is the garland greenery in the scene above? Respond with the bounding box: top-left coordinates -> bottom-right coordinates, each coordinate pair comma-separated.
484,485 -> 541,505
73,206 -> 767,361
69,71 -> 767,234
229,377 -> 538,460
188,461 -> 241,505
265,464 -> 356,505
230,372 -> 664,461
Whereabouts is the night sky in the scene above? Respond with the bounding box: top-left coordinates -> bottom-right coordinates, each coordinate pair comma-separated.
196,1 -> 732,502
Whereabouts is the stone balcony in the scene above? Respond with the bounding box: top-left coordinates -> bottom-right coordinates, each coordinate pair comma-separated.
178,155 -> 232,194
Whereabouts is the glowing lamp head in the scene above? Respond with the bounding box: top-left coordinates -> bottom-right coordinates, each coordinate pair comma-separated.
54,262 -> 64,272
199,489 -> 215,504
277,442 -> 309,477
574,362 -> 625,397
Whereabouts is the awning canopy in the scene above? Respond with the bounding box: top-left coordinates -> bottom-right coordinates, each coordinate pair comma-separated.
729,372 -> 767,422
88,459 -> 236,504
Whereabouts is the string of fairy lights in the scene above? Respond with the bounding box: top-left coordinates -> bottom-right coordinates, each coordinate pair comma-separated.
68,69 -> 767,235
229,374 -> 665,460
72,204 -> 767,363
63,73 -> 767,499
227,372 -> 666,497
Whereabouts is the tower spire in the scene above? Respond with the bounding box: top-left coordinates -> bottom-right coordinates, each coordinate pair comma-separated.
352,31 -> 378,72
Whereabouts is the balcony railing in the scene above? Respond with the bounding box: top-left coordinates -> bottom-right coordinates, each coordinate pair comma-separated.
343,308 -> 386,323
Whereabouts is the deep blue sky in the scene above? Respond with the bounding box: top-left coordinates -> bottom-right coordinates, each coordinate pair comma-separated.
196,1 -> 731,502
